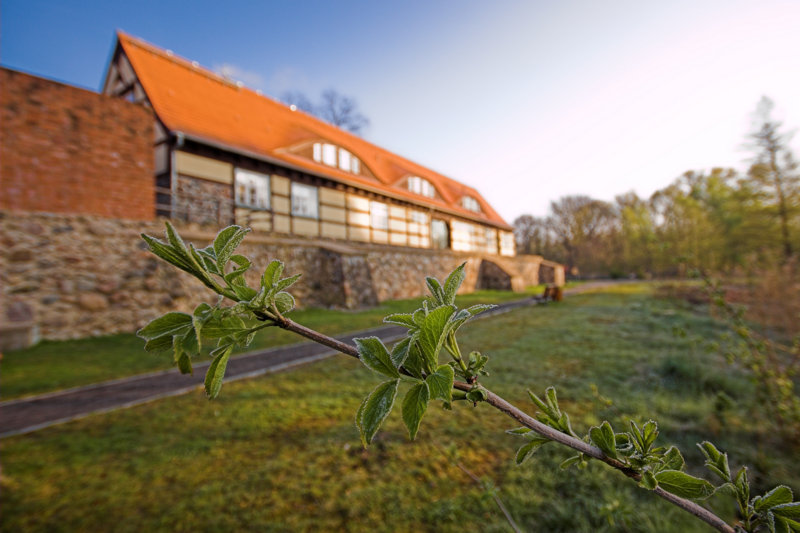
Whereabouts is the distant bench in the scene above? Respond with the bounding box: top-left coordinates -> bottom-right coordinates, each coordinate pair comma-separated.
542,284 -> 563,302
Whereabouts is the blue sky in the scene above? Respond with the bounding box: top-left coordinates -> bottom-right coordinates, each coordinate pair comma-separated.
3,0 -> 800,222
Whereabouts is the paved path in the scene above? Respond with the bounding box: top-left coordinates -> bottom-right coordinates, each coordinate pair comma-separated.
0,293 -> 562,438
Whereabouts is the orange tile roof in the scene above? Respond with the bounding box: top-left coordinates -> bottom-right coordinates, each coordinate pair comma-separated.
115,32 -> 511,230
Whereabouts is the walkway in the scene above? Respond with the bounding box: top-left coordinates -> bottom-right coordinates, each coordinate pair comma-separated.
0,293 -> 558,438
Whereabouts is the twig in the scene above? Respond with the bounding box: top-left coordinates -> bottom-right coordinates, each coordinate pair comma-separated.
275,316 -> 735,533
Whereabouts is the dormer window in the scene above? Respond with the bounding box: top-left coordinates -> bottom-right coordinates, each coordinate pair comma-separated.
407,176 -> 435,198
462,196 -> 481,213
312,142 -> 360,175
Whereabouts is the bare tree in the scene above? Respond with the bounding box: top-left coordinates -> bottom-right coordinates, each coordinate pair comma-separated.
280,91 -> 315,114
513,214 -> 549,255
317,89 -> 370,135
548,195 -> 615,274
745,96 -> 800,259
279,89 -> 370,136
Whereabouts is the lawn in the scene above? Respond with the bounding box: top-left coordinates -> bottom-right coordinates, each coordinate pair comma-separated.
0,286 -> 545,400
2,284 -> 797,532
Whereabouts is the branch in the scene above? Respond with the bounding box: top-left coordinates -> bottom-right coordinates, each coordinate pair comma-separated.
275,316 -> 735,533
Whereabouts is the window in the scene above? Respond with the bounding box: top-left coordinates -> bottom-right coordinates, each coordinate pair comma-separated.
500,231 -> 515,256
484,227 -> 498,253
407,176 -> 435,198
234,169 -> 270,209
370,201 -> 388,230
462,196 -> 481,212
322,144 -> 337,166
311,142 -> 361,175
291,183 -> 318,218
431,219 -> 450,250
339,148 -> 351,172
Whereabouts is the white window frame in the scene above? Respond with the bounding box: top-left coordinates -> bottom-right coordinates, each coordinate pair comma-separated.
339,148 -> 352,172
407,176 -> 435,198
462,196 -> 481,212
370,201 -> 389,230
291,183 -> 319,219
322,144 -> 337,166
234,169 -> 270,210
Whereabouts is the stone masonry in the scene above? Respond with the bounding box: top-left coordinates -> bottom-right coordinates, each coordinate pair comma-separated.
1,211 -> 552,347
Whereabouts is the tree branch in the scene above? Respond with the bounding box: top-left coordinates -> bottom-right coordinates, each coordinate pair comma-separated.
275,316 -> 735,533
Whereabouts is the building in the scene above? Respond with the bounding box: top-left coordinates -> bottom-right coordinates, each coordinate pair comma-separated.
102,32 -> 517,256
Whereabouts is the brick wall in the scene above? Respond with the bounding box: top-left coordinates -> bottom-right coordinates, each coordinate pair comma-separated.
0,68 -> 154,220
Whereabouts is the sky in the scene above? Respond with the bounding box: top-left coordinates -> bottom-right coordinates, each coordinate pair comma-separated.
3,0 -> 800,222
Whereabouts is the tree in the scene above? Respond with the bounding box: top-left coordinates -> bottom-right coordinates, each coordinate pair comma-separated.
745,97 -> 800,260
280,89 -> 370,135
512,214 -> 550,255
548,195 -> 615,275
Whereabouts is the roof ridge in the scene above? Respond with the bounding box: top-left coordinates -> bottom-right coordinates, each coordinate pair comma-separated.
118,31 -> 244,91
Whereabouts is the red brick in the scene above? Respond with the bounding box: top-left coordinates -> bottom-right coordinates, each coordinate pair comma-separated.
0,68 -> 155,220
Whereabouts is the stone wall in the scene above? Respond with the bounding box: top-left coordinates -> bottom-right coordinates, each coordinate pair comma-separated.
0,67 -> 154,220
1,211 -> 553,347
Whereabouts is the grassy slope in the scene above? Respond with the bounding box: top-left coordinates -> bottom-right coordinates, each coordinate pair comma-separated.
0,287 -> 543,400
2,285 -> 797,532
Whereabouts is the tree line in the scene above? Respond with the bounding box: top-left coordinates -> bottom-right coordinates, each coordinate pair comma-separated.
514,97 -> 800,277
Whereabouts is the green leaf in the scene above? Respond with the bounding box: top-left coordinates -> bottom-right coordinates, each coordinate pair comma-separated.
698,441 -> 730,481
402,336 -> 425,379
639,470 -> 658,490
416,305 -> 456,370
425,277 -> 445,306
772,502 -> 800,521
192,303 -> 212,351
545,387 -> 561,417
661,447 -> 685,472
355,337 -> 400,378
775,515 -> 800,533
443,262 -> 466,304
589,421 -> 618,460
356,379 -> 399,446
560,455 -> 582,469
223,254 -> 251,284
275,273 -> 302,292
164,221 -> 188,253
143,335 -> 173,354
274,291 -> 295,314
137,312 -> 193,340
401,381 -> 429,439
654,470 -> 715,500
464,303 -> 496,317
506,427 -> 532,436
426,364 -> 454,404
515,436 -> 550,464
213,225 -> 249,269
755,486 -> 794,512
140,233 -> 193,272
176,352 -> 192,374
204,345 -> 233,399
466,386 -> 487,403
641,420 -> 659,449
390,337 -> 411,368
383,313 -> 417,328
202,314 -> 246,339
261,259 -> 284,289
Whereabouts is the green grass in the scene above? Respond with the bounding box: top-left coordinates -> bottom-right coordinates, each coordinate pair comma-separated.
0,287 -> 545,400
2,284 -> 796,532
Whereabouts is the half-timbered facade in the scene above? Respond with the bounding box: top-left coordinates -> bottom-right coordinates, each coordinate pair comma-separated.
103,32 -> 515,256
